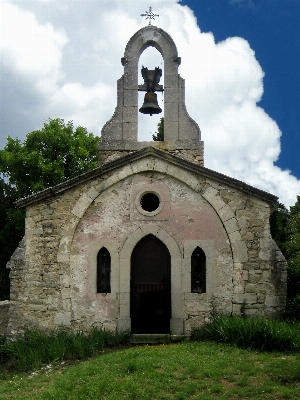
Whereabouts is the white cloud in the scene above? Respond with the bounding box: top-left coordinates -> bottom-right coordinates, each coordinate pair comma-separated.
0,0 -> 67,79
0,0 -> 299,206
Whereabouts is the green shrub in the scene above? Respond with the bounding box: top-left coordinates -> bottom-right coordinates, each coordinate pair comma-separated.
191,315 -> 300,352
0,326 -> 130,371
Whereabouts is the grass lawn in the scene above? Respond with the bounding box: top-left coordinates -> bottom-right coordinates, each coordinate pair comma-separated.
0,341 -> 299,399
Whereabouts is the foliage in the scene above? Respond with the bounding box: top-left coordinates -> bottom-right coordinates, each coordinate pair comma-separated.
0,327 -> 130,371
1,342 -> 300,399
270,198 -> 300,319
0,119 -> 99,299
0,179 -> 25,300
283,196 -> 300,318
269,202 -> 290,257
191,315 -> 300,352
0,118 -> 99,199
152,117 -> 164,141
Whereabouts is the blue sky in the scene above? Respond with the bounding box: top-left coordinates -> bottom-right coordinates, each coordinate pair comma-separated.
182,0 -> 300,181
0,0 -> 299,206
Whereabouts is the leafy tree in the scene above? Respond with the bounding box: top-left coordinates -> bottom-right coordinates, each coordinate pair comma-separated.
152,117 -> 164,141
0,179 -> 25,300
0,118 -> 99,299
0,118 -> 99,199
284,196 -> 300,318
271,197 -> 300,319
270,202 -> 290,258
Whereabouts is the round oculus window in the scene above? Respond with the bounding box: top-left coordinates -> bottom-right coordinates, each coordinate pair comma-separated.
140,192 -> 160,212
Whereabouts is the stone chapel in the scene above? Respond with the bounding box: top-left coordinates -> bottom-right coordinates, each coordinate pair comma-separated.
6,25 -> 287,337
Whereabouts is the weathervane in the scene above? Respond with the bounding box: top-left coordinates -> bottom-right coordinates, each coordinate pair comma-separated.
141,6 -> 159,25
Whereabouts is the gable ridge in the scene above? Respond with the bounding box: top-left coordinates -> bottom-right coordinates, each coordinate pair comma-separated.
15,146 -> 277,208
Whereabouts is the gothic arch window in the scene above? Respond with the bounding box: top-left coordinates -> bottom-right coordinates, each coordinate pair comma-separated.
97,247 -> 111,293
191,247 -> 206,293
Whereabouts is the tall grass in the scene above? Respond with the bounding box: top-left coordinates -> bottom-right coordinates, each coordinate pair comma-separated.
191,315 -> 300,352
0,326 -> 130,371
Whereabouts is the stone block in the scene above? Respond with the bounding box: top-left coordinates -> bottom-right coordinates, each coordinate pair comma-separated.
235,293 -> 257,304
54,312 -> 71,326
228,231 -> 242,244
123,106 -> 137,123
123,89 -> 137,107
116,164 -> 134,181
41,208 -> 53,216
117,318 -> 131,332
224,218 -> 239,234
259,240 -> 273,261
276,248 -> 287,262
119,292 -> 130,317
32,228 -> 43,235
184,299 -> 209,314
232,303 -> 244,315
62,298 -> 71,311
131,158 -> 152,174
209,195 -> 226,212
123,122 -> 137,142
170,318 -> 184,335
233,284 -> 245,294
184,174 -> 200,191
164,121 -> 179,141
228,196 -> 247,211
243,308 -> 259,317
61,288 -> 70,299
164,72 -> 180,89
218,205 -> 235,221
178,120 -> 199,142
165,103 -> 180,122
153,158 -> 168,174
166,163 -> 188,183
71,193 -> 93,219
29,304 -> 47,312
231,240 -> 248,262
60,274 -> 70,287
245,283 -> 257,293
87,187 -> 100,200
140,225 -> 160,236
265,296 -> 280,307
202,185 -> 218,200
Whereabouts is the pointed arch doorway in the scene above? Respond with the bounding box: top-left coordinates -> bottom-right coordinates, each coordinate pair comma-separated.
130,235 -> 171,334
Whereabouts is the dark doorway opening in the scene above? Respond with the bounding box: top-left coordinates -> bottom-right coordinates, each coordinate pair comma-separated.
131,235 -> 171,334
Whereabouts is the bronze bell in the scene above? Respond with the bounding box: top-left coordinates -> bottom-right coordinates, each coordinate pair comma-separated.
139,91 -> 162,116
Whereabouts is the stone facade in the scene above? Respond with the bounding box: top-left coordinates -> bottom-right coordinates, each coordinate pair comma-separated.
7,149 -> 286,336
6,25 -> 287,336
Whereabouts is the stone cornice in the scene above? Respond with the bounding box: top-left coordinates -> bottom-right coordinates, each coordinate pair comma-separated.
15,146 -> 278,208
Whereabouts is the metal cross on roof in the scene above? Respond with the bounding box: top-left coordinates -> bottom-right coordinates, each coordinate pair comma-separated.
141,6 -> 159,26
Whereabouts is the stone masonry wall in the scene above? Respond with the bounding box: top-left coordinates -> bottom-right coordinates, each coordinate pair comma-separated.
0,301 -> 9,335
7,155 -> 287,335
98,147 -> 204,167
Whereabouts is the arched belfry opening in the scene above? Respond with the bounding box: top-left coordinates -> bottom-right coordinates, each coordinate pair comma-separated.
130,235 -> 171,334
99,25 -> 203,167
138,46 -> 164,141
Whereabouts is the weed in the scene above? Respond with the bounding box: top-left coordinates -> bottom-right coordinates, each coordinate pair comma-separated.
191,315 -> 300,352
0,327 -> 130,371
